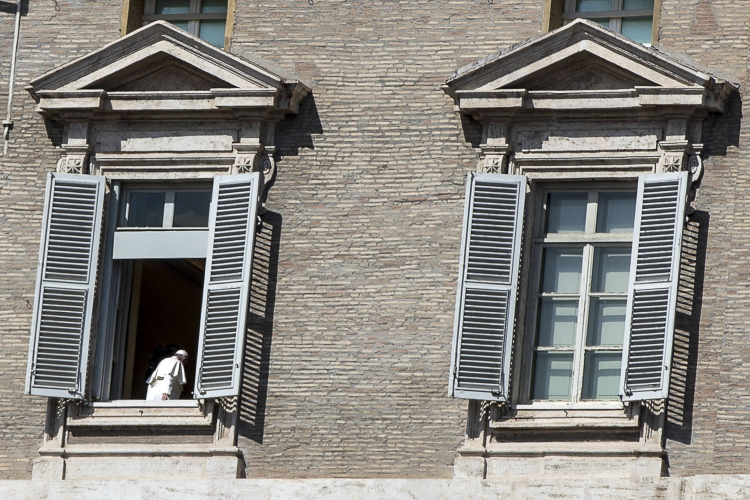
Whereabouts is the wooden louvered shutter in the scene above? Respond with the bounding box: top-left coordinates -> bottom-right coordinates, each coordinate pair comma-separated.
449,173 -> 526,401
194,173 -> 261,398
620,171 -> 688,402
25,173 -> 106,399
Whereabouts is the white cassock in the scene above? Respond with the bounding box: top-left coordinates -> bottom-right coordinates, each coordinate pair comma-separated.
146,356 -> 187,401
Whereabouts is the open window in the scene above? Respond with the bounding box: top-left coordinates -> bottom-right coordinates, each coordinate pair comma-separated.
26,173 -> 262,403
25,19 -> 311,480
101,184 -> 212,401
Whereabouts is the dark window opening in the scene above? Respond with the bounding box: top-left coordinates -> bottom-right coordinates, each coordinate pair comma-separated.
117,258 -> 205,400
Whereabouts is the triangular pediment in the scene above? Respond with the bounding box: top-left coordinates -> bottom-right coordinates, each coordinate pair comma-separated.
88,54 -> 234,92
506,51 -> 657,91
444,19 -> 734,115
28,21 -> 312,118
448,19 -> 711,92
28,21 -> 309,94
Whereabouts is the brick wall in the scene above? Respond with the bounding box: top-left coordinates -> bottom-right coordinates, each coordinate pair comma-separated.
0,0 -> 123,479
657,0 -> 750,477
1,0 -> 749,480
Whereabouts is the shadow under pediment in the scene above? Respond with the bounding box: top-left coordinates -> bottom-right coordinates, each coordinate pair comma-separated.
509,51 -> 657,91
89,55 -> 236,92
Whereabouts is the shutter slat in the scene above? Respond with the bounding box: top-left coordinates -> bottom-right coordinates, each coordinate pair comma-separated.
194,173 -> 261,399
26,173 -> 105,398
620,172 -> 687,402
449,173 -> 525,401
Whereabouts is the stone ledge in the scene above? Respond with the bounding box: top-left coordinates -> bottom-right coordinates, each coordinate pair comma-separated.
0,476 -> 748,499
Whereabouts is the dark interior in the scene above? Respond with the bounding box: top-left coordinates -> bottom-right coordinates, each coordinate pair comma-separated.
125,258 -> 205,400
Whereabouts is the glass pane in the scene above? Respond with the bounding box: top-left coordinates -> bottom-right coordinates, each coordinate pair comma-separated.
587,298 -> 626,346
533,352 -> 574,401
546,193 -> 587,234
621,16 -> 653,45
582,352 -> 622,400
591,247 -> 631,293
537,299 -> 578,347
155,0 -> 190,14
128,192 -> 166,228
169,21 -> 190,32
201,0 -> 228,13
173,191 -> 212,228
576,0 -> 611,12
596,192 -> 636,233
623,0 -> 654,10
542,248 -> 583,293
589,17 -> 611,28
199,20 -> 226,47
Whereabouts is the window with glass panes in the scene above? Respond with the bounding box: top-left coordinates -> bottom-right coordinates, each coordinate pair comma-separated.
529,187 -> 636,402
562,0 -> 655,45
142,0 -> 228,48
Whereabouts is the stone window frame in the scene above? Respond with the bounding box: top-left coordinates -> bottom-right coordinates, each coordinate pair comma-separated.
120,0 -> 236,50
24,21 -> 311,479
542,0 -> 662,46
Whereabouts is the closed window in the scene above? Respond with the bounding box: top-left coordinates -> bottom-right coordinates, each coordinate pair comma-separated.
143,0 -> 229,47
449,172 -> 687,405
563,0 -> 655,45
121,0 -> 233,49
529,188 -> 636,402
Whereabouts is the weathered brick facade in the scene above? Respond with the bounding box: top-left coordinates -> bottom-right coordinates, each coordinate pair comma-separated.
0,0 -> 748,483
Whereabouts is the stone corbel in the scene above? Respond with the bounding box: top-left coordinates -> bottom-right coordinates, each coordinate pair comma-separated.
478,146 -> 512,174
479,122 -> 512,174
231,145 -> 275,178
56,145 -> 91,174
656,140 -> 689,174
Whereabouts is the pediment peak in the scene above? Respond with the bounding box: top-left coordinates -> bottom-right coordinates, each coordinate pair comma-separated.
29,21 -> 311,95
446,19 -> 730,93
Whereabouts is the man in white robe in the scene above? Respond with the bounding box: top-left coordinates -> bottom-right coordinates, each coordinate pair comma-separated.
146,350 -> 188,401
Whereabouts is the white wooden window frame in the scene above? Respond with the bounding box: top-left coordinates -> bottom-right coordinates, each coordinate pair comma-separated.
142,0 -> 227,39
113,185 -> 212,261
518,182 -> 637,410
562,0 -> 653,38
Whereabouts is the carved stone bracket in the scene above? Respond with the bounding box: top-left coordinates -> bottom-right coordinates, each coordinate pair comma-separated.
233,153 -> 257,174
478,145 -> 512,174
56,145 -> 91,174
479,155 -> 507,174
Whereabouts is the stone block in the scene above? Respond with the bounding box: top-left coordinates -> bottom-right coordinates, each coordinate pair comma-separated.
31,457 -> 64,480
453,456 -> 485,478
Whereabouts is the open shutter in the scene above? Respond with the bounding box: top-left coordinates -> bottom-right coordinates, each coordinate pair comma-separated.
449,173 -> 526,401
620,171 -> 688,402
25,173 -> 106,399
194,173 -> 261,398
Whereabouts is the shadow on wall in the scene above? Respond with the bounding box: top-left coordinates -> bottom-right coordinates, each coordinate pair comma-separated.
665,90 -> 741,446
238,212 -> 282,445
666,211 -> 709,446
274,94 -> 323,157
0,0 -> 28,16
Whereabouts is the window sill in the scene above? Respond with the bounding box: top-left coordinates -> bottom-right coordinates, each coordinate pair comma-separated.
491,401 -> 637,429
67,399 -> 213,427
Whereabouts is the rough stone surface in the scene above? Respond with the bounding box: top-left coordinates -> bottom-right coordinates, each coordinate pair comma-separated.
3,476 -> 750,499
